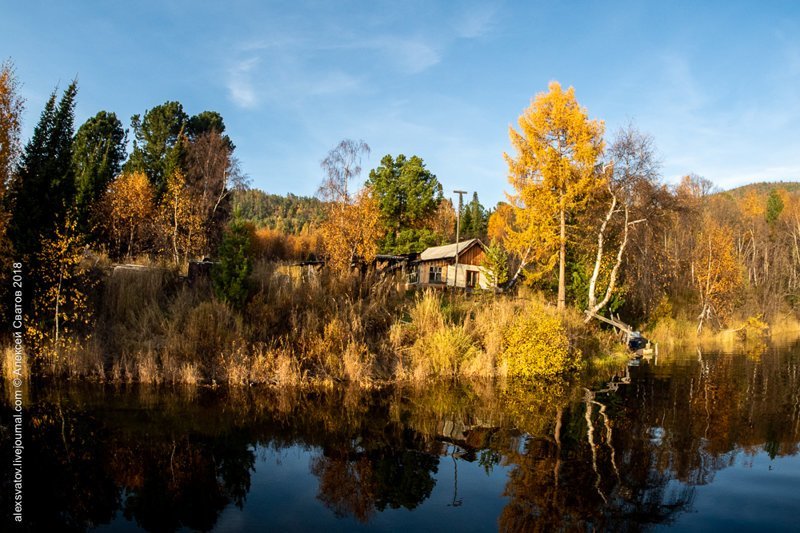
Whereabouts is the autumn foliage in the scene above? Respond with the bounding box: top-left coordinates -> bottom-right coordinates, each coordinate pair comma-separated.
320,187 -> 383,273
692,217 -> 741,332
504,81 -> 605,308
100,170 -> 154,258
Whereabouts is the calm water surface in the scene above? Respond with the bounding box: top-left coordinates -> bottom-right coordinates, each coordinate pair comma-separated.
2,342 -> 799,532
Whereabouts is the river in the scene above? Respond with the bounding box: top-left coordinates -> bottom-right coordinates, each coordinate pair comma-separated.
1,341 -> 799,531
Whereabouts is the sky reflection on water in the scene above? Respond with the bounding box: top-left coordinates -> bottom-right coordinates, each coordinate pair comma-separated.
2,342 -> 799,531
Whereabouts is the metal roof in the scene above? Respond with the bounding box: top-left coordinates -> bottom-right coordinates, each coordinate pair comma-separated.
419,238 -> 482,261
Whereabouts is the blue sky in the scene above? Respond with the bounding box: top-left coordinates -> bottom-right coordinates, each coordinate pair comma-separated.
3,1 -> 800,207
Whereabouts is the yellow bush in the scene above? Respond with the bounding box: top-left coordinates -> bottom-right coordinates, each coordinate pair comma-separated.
502,306 -> 579,379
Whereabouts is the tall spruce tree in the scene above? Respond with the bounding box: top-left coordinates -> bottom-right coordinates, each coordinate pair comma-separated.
212,213 -> 253,309
8,81 -> 78,257
460,192 -> 488,239
73,110 -> 126,230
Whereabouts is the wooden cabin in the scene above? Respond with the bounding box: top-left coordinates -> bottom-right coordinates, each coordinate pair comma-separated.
410,238 -> 493,290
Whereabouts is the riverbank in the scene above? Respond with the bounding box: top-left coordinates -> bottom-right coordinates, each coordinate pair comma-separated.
646,311 -> 800,350
7,260 -> 799,387
3,261 -> 634,386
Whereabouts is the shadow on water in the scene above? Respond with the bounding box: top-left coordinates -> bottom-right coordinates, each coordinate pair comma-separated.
1,340 -> 799,531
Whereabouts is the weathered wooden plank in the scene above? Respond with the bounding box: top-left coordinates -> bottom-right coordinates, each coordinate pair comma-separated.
585,311 -> 632,335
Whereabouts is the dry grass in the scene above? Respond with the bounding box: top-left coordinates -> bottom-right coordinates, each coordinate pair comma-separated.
60,338 -> 105,380
26,254 -> 626,386
1,345 -> 27,381
178,362 -> 201,385
110,354 -> 135,383
764,313 -> 800,338
647,312 -> 699,347
135,349 -> 161,384
647,308 -> 800,350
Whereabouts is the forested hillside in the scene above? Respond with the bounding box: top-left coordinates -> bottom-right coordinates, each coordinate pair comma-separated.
232,190 -> 325,234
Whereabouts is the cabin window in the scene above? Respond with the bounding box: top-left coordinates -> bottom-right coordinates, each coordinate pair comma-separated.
429,266 -> 443,284
408,267 -> 419,284
466,270 -> 479,288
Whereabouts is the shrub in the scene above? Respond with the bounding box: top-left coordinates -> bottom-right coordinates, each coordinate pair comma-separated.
410,325 -> 479,379
502,305 -> 579,379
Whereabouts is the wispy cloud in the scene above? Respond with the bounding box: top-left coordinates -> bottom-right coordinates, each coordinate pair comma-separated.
642,46 -> 800,189
227,57 -> 259,108
222,2 -> 501,108
307,71 -> 363,95
363,36 -> 442,74
453,4 -> 498,39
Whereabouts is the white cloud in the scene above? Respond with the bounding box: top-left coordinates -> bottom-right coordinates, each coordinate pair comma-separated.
227,57 -> 259,108
224,0 -> 501,99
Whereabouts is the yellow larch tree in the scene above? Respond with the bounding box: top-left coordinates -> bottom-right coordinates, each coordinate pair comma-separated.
504,81 -> 605,309
101,170 -> 155,259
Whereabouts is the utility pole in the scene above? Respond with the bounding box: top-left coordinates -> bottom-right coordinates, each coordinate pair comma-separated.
453,190 -> 467,288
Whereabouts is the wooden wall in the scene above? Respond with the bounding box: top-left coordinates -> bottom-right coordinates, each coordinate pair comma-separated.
459,244 -> 485,266
419,260 -> 448,284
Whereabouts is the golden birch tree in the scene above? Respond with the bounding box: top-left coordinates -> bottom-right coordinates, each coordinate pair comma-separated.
101,170 -> 155,259
158,168 -> 205,266
29,216 -> 94,370
487,202 -> 514,245
692,217 -> 741,333
585,125 -> 657,320
504,81 -> 604,309
428,198 -> 457,243
317,139 -> 384,273
0,60 -> 24,255
320,187 -> 383,273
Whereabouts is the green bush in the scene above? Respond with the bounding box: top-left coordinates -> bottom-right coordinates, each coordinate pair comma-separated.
502,306 -> 579,379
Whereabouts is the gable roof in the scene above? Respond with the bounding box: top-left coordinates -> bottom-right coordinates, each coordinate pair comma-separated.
420,238 -> 483,261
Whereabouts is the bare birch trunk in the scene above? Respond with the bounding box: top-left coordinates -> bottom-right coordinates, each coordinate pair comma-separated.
585,200 -> 643,322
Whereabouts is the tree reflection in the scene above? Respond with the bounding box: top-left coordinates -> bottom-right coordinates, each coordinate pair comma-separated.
311,454 -> 376,522
0,386 -> 255,532
0,344 -> 797,531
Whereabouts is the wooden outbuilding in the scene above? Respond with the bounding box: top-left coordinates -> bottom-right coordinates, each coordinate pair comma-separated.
410,238 -> 493,290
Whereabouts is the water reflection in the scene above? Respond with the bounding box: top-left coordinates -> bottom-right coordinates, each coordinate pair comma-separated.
0,342 -> 798,531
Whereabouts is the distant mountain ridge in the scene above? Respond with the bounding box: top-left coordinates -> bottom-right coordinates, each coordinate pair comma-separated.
721,181 -> 800,198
